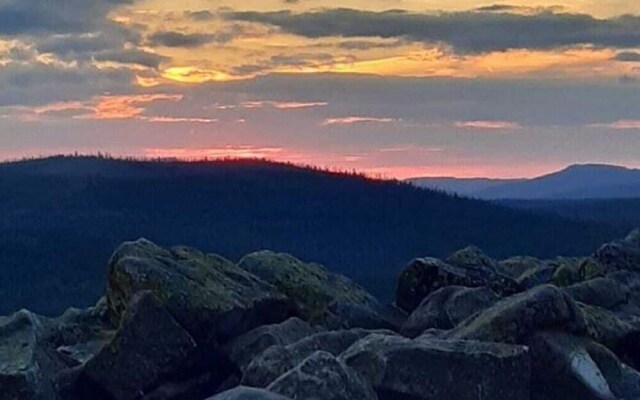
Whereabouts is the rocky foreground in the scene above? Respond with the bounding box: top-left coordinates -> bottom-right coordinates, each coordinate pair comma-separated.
2,230 -> 640,400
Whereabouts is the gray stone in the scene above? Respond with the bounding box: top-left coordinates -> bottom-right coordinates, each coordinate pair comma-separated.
83,291 -> 199,400
207,386 -> 292,400
224,318 -> 319,371
238,251 -> 387,328
242,329 -> 396,388
447,284 -> 587,344
267,351 -> 377,400
107,239 -> 295,347
341,334 -> 530,400
400,286 -> 499,337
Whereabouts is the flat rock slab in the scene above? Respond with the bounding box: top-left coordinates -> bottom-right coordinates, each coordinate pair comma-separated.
341,334 -> 530,400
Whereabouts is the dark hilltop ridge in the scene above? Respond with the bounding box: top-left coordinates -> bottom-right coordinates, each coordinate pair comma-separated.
2,229 -> 640,400
0,155 -> 626,315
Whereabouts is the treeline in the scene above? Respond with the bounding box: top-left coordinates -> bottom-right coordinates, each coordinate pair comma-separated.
0,156 -> 626,315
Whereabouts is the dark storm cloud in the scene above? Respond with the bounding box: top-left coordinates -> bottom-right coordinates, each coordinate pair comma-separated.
225,8 -> 640,53
0,0 -> 135,36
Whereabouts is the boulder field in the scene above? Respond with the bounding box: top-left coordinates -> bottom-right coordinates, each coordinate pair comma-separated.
2,229 -> 640,400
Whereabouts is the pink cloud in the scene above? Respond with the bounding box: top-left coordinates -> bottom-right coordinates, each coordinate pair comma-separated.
453,120 -> 522,130
592,120 -> 640,130
322,116 -> 400,126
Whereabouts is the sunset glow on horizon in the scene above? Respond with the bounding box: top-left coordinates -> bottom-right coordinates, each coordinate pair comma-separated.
1,0 -> 639,178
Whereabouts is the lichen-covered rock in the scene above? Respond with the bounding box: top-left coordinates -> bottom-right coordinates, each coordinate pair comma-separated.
242,329 -> 396,388
107,239 -> 295,346
595,230 -> 640,272
515,265 -> 556,289
238,251 -> 388,328
447,285 -> 587,344
82,291 -> 200,400
224,318 -> 319,371
400,286 -> 499,338
565,278 -> 629,310
340,334 -> 530,400
396,252 -> 519,314
498,256 -> 549,280
527,332 -> 640,400
0,310 -> 63,400
267,351 -> 377,400
207,386 -> 292,400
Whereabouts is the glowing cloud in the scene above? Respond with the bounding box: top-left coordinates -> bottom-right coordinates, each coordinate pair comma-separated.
591,120 -> 640,130
144,146 -> 285,160
322,116 -> 399,126
454,120 -> 522,130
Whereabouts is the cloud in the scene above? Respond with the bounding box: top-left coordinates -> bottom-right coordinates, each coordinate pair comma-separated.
322,116 -> 399,126
615,51 -> 640,62
148,25 -> 248,48
144,146 -> 285,159
92,49 -> 168,69
226,8 -> 640,53
0,0 -> 135,36
591,120 -> 640,130
240,100 -> 327,109
144,116 -> 217,123
454,120 -> 522,130
148,31 -> 214,48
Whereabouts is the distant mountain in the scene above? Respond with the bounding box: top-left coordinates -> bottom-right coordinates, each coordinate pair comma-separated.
407,177 -> 524,196
0,156 -> 623,315
409,164 -> 640,200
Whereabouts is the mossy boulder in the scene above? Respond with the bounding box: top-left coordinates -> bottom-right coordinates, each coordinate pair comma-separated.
596,229 -> 640,272
106,239 -> 296,347
238,251 -> 387,328
396,254 -> 518,314
447,285 -> 587,344
340,334 -> 530,400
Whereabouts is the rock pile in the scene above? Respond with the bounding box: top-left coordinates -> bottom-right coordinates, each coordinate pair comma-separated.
2,229 -> 640,400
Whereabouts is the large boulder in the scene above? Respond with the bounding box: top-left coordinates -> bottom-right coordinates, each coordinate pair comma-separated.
527,332 -> 640,400
498,256 -> 549,280
595,229 -> 640,272
396,253 -> 518,314
80,292 -> 201,400
223,318 -> 319,371
400,286 -> 499,338
340,334 -> 530,400
267,351 -> 377,400
447,284 -> 587,344
242,329 -> 395,388
0,310 -> 63,400
238,251 -> 389,329
207,386 -> 292,400
106,239 -> 295,347
565,278 -> 629,310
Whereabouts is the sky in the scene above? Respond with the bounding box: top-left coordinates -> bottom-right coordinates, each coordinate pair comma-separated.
0,1 -> 639,178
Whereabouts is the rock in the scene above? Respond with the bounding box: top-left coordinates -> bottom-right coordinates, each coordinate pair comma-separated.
527,332 -> 640,400
595,230 -> 640,272
498,256 -> 549,279
447,284 -> 587,344
141,370 -> 233,400
267,351 -> 377,400
552,259 -> 584,287
242,329 -> 395,388
341,333 -> 530,400
224,318 -> 319,371
207,386 -> 292,400
0,310 -> 63,400
396,251 -> 520,314
82,291 -> 200,400
107,239 -> 295,346
238,251 -> 387,328
400,286 -> 499,338
565,278 -> 629,310
515,265 -> 556,289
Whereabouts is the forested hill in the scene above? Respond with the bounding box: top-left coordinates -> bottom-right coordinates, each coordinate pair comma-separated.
0,156 -> 624,315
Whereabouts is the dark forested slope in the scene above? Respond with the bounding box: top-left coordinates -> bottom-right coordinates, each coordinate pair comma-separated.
0,156 -> 625,315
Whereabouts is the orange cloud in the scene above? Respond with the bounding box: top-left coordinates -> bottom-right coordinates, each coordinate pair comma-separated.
454,120 -> 522,130
144,146 -> 285,160
322,116 -> 400,126
84,94 -> 183,120
144,116 -> 217,123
